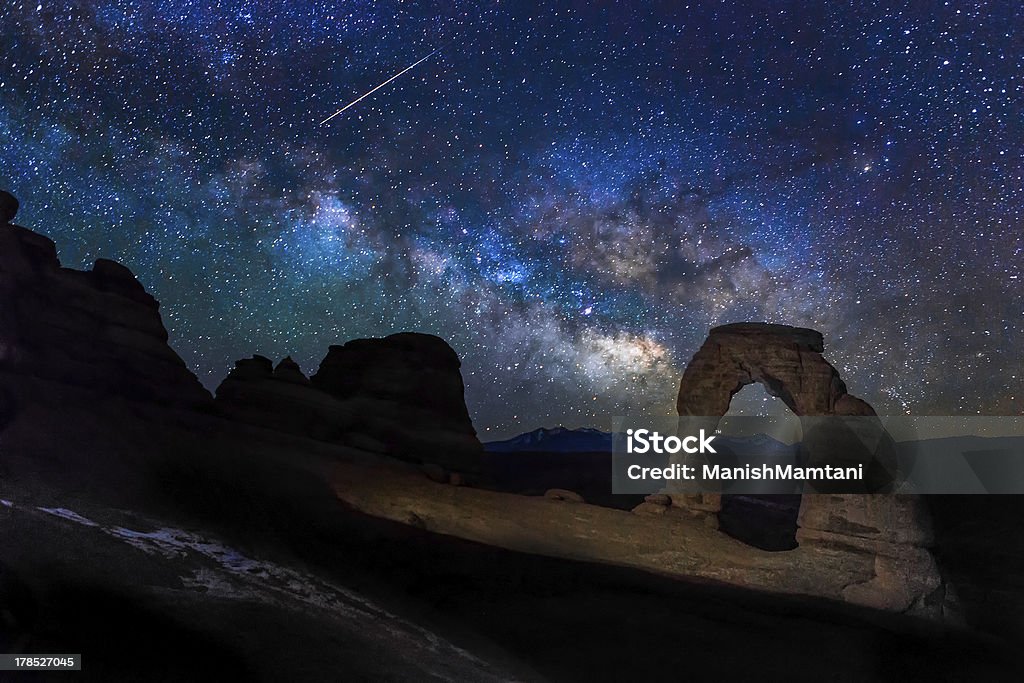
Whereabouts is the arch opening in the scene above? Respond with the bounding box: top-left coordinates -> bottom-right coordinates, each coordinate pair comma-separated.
719,383 -> 801,551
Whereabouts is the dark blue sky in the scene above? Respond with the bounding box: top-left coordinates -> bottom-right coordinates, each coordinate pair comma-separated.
4,1 -> 1021,436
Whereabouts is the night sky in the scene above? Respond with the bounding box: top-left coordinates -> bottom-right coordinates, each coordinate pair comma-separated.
3,2 -> 1021,437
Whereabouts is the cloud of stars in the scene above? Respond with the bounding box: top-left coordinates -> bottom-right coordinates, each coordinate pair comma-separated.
3,2 -> 1021,436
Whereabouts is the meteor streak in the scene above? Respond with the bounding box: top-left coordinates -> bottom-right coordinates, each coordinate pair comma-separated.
319,51 -> 438,125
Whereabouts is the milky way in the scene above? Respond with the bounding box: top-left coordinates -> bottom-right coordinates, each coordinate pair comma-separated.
3,2 -> 1021,437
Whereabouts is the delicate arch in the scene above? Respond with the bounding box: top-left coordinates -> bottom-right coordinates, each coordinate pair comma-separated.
674,323 -> 931,552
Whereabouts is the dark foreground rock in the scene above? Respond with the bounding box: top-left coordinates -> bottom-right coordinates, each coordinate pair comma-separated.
2,472 -> 1020,682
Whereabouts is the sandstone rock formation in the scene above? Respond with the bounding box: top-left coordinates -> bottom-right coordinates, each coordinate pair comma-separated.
214,335 -> 484,473
1,192 -> 482,475
312,333 -> 473,422
214,355 -> 356,442
677,323 -> 870,416
0,195 -> 958,627
273,356 -> 309,384
674,322 -> 943,615
311,333 -> 483,472
0,202 -> 210,410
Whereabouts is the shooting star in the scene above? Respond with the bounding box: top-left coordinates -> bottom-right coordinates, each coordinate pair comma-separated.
319,50 -> 438,125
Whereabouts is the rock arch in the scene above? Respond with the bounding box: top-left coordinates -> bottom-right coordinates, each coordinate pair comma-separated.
674,323 -> 941,612
676,323 -> 874,418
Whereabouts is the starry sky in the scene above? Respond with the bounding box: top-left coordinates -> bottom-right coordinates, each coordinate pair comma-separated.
3,1 -> 1021,437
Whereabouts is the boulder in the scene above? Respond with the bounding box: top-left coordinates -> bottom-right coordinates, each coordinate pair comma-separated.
544,488 -> 584,503
226,355 -> 274,381
312,333 -> 473,420
676,323 -> 854,416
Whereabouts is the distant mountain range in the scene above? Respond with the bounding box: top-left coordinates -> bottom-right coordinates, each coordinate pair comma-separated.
484,427 -> 613,452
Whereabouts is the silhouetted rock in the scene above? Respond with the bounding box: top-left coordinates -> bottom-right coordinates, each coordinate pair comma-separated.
0,221 -> 210,408
311,333 -> 483,472
214,339 -> 483,473
215,355 -> 354,440
312,333 -> 472,418
91,257 -> 160,308
228,355 -> 274,380
0,190 -> 18,223
274,356 -> 309,385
